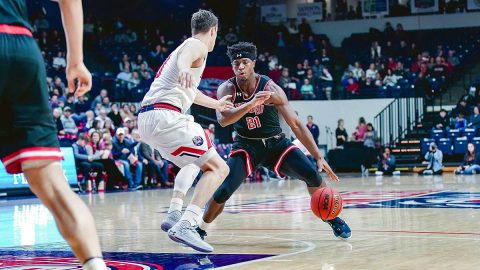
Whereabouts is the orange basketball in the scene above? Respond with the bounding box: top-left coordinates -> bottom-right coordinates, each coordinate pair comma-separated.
311,187 -> 343,220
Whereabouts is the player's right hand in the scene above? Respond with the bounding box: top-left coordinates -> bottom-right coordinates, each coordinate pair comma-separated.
67,62 -> 92,97
179,69 -> 194,89
217,95 -> 234,112
250,91 -> 273,107
317,159 -> 340,181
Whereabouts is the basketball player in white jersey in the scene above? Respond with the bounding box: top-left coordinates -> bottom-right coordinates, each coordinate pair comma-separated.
138,10 -> 232,253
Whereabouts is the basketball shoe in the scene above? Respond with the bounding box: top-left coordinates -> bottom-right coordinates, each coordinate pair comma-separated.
168,220 -> 214,253
161,210 -> 182,232
326,217 -> 352,239
196,227 -> 207,240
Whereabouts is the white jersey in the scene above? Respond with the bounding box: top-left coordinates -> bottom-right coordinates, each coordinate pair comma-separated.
141,38 -> 206,113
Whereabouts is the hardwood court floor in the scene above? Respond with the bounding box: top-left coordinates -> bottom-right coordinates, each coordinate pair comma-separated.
0,174 -> 479,269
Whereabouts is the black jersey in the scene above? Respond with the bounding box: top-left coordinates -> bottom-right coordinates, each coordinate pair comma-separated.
229,74 -> 282,139
0,0 -> 32,32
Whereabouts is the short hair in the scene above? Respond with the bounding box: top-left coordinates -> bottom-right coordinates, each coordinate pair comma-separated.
227,42 -> 257,62
78,133 -> 88,141
191,9 -> 218,35
308,115 -> 313,119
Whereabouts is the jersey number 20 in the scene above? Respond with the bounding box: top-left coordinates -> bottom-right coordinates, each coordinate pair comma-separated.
246,116 -> 262,130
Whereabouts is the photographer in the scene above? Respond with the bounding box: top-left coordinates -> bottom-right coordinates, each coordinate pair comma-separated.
419,142 -> 443,175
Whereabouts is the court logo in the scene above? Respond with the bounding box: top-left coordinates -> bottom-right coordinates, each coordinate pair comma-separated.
192,136 -> 204,146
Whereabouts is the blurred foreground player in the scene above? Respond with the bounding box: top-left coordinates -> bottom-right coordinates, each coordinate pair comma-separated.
198,42 -> 352,239
0,0 -> 106,269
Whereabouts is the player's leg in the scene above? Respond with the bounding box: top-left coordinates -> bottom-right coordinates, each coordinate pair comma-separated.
167,152 -> 229,253
200,154 -> 249,233
161,163 -> 200,232
0,34 -> 106,269
23,161 -> 105,267
277,148 -> 352,239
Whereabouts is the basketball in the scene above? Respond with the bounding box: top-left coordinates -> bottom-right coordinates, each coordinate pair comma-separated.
311,187 -> 343,220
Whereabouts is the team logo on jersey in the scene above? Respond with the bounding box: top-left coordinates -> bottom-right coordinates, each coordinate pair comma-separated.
192,136 -> 204,146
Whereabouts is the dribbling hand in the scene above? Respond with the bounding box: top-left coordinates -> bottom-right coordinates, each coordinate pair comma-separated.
67,62 -> 92,97
217,95 -> 234,112
317,159 -> 340,181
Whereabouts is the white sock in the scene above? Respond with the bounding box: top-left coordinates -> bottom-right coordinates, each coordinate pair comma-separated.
83,257 -> 107,270
181,204 -> 203,226
168,198 -> 183,213
199,220 -> 211,231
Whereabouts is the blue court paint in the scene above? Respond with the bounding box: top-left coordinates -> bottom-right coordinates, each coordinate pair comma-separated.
0,250 -> 274,269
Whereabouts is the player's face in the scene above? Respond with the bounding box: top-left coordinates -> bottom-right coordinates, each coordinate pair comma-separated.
232,58 -> 255,81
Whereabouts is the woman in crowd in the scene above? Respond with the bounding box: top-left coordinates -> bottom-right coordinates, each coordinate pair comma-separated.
455,143 -> 480,174
352,117 -> 367,141
335,119 -> 348,148
375,147 -> 400,176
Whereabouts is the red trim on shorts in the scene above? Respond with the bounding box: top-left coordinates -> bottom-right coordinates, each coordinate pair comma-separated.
203,130 -> 213,149
0,24 -> 32,37
229,149 -> 253,176
273,145 -> 298,176
1,147 -> 64,174
171,146 -> 206,157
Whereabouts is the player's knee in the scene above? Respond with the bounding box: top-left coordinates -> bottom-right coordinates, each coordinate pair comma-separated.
301,169 -> 323,187
218,162 -> 230,179
213,185 -> 232,204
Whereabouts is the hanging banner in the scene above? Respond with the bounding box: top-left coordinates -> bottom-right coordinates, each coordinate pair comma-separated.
411,0 -> 439,14
362,0 -> 389,16
260,4 -> 287,23
297,2 -> 323,21
467,0 -> 480,10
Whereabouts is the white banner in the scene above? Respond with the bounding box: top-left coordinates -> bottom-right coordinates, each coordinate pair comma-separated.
297,3 -> 323,21
411,0 -> 439,14
260,4 -> 287,23
467,0 -> 480,10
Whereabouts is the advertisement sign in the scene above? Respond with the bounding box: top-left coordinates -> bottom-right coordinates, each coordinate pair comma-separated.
363,0 -> 389,16
0,148 -> 77,192
467,0 -> 480,10
260,4 -> 287,23
411,0 -> 439,13
297,2 -> 323,21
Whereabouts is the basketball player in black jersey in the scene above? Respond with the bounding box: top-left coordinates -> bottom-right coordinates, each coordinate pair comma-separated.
198,42 -> 351,239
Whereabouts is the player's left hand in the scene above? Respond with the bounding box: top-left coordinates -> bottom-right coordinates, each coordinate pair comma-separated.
67,62 -> 92,97
317,159 -> 339,181
217,95 -> 234,112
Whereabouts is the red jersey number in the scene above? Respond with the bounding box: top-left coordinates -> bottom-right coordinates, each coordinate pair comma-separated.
246,116 -> 262,130
155,54 -> 172,78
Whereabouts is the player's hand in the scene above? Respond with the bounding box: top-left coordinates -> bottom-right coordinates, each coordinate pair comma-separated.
67,62 -> 92,97
217,95 -> 234,112
250,91 -> 273,107
179,69 -> 194,89
317,159 -> 339,181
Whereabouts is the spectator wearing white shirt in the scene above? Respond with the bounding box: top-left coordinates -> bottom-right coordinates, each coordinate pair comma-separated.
366,63 -> 378,80
52,51 -> 66,70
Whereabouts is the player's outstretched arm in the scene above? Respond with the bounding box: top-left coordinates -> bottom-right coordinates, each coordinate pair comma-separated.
215,81 -> 272,127
57,0 -> 92,97
177,40 -> 208,89
194,90 -> 233,111
270,83 -> 339,181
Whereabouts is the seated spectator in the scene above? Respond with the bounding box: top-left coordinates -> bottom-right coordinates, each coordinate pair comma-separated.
363,123 -> 377,148
451,100 -> 469,118
419,142 -> 443,175
139,63 -> 153,81
383,69 -> 398,87
53,108 -> 65,136
84,110 -> 95,131
345,77 -> 360,95
117,65 -> 132,82
120,104 -> 135,122
95,108 -> 113,129
119,54 -> 132,72
454,113 -> 467,130
311,59 -> 323,77
108,103 -> 123,127
75,95 -> 90,115
433,109 -> 450,131
469,106 -> 480,129
61,106 -> 78,137
351,61 -> 364,80
132,54 -> 148,71
455,143 -> 480,175
87,131 -> 128,190
292,63 -> 306,83
366,63 -> 378,80
335,119 -> 348,148
386,57 -> 397,70
72,134 -> 104,190
52,51 -> 66,71
375,147 -> 400,176
91,89 -> 108,110
139,140 -> 172,188
448,50 -> 460,67
112,128 -> 142,190
300,78 -> 315,99
432,57 -> 448,79
101,96 -> 111,113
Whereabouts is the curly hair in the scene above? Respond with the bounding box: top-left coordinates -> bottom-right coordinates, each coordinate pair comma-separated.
226,42 -> 257,63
